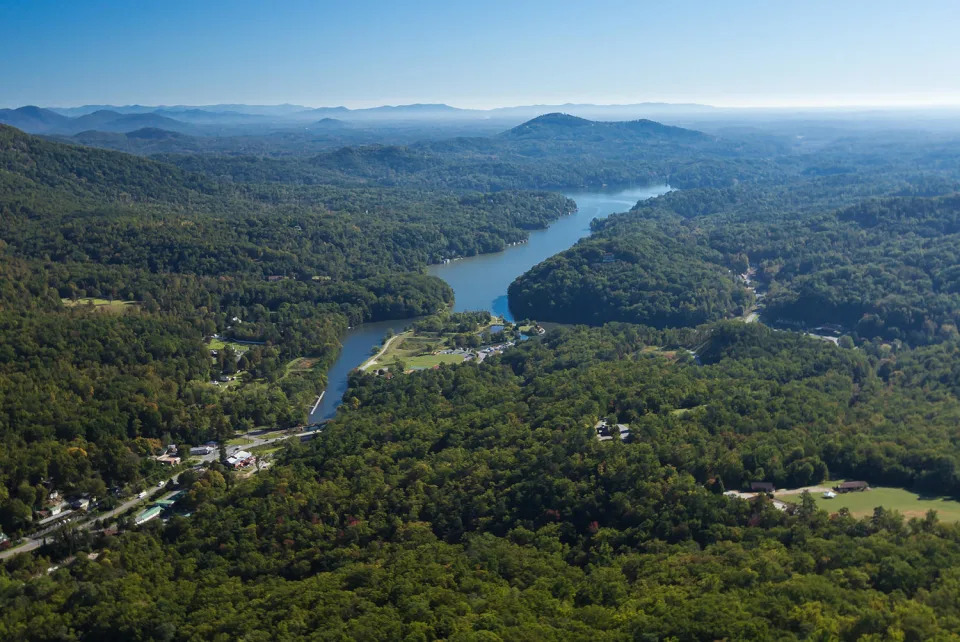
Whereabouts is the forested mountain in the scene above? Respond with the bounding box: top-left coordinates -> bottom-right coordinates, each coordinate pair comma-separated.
0,107 -> 194,135
0,125 -> 573,533
508,225 -> 752,327
5,323 -> 960,638
156,114 -> 770,193
511,169 -> 960,344
7,107 -> 960,640
0,106 -> 72,134
502,113 -> 712,143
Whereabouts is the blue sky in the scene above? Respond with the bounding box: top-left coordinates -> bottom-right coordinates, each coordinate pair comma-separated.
2,0 -> 959,108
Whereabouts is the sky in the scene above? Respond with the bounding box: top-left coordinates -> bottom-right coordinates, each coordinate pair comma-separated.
2,0 -> 959,109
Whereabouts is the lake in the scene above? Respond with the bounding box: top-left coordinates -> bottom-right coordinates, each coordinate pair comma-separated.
309,184 -> 671,422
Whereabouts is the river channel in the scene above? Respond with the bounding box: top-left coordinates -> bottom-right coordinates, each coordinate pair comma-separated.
309,185 -> 672,422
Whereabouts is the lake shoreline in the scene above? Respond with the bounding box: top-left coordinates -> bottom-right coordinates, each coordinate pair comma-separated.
309,185 -> 670,422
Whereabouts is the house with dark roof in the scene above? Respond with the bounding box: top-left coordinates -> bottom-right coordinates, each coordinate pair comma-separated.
750,481 -> 775,494
834,480 -> 869,493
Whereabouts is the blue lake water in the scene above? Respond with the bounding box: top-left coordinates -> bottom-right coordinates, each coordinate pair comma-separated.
309,185 -> 671,422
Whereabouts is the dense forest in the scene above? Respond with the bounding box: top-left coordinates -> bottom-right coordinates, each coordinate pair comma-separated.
0,125 -> 572,533
6,323 -> 960,638
508,225 -> 751,327
7,110 -> 960,639
511,171 -> 960,344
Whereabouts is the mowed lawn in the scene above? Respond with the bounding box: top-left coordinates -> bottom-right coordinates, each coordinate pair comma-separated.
781,486 -> 960,522
406,353 -> 467,369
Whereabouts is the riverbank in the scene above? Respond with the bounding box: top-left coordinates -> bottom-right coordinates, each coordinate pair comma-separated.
359,315 -> 515,374
359,332 -> 406,371
312,185 -> 671,422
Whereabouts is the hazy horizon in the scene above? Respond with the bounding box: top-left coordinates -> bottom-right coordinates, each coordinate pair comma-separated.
3,0 -> 957,110
8,100 -> 960,113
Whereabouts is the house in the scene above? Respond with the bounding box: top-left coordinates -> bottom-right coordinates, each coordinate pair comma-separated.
154,491 -> 184,509
155,453 -> 181,466
594,419 -> 631,442
615,424 -> 631,440
267,275 -> 284,282
190,446 -> 213,456
750,481 -> 776,494
823,491 -> 837,499
135,506 -> 163,525
835,480 -> 869,493
225,450 -> 255,469
0,531 -> 9,548
70,497 -> 90,511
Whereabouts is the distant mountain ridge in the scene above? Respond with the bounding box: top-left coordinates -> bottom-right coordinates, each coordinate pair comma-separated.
0,106 -> 72,133
0,106 -> 195,135
0,101 -> 727,142
1,101 -> 720,130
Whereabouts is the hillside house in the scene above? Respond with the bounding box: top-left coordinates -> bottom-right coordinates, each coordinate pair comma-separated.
595,419 -> 631,442
835,480 -> 869,493
155,453 -> 181,466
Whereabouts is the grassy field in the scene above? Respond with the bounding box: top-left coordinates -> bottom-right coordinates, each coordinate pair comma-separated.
780,486 -> 960,522
62,297 -> 138,312
254,430 -> 290,441
249,444 -> 283,456
207,338 -> 251,354
364,317 -> 511,372
406,353 -> 468,369
226,437 -> 254,446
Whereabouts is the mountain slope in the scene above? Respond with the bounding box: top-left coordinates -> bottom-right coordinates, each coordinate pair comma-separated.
68,110 -> 192,134
0,106 -> 72,133
504,112 -> 712,143
0,108 -> 192,135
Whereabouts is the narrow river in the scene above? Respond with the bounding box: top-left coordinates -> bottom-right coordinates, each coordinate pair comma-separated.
309,184 -> 671,422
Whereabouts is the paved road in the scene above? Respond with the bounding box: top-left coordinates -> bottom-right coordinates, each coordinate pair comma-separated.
359,331 -> 405,371
0,428 -> 307,561
0,474 -> 176,560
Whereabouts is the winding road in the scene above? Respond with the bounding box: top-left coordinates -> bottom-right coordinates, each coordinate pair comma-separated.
0,427 -> 308,561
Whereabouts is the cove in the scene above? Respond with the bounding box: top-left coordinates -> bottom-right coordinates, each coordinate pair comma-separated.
309,184 -> 671,422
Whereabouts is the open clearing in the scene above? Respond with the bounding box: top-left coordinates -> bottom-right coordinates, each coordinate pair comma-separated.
779,485 -> 960,522
285,357 -> 321,374
207,337 -> 250,354
62,297 -> 138,312
406,353 -> 468,368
